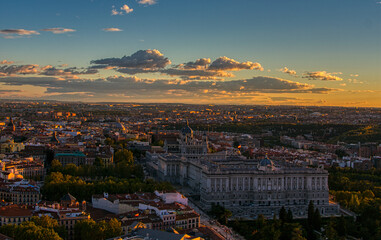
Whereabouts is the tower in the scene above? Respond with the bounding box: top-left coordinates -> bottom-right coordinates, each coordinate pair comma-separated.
4,117 -> 15,134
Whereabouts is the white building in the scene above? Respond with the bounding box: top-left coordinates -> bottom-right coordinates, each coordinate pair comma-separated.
151,125 -> 339,218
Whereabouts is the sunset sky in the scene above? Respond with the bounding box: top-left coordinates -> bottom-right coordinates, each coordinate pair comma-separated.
0,0 -> 380,107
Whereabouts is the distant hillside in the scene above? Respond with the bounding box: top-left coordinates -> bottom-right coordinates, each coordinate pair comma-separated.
328,125 -> 381,144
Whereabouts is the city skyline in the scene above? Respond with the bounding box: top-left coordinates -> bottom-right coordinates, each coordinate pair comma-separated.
0,0 -> 380,107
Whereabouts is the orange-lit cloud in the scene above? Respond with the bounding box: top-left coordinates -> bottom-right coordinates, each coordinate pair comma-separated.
41,28 -> 76,34
0,60 -> 14,65
208,56 -> 263,71
280,67 -> 296,75
112,4 -> 133,15
0,64 -> 40,75
303,71 -> 343,81
138,0 -> 157,5
0,75 -> 340,97
103,28 -> 123,32
0,29 -> 39,36
0,64 -> 98,78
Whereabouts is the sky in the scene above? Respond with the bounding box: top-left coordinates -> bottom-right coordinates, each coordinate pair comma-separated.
0,0 -> 380,107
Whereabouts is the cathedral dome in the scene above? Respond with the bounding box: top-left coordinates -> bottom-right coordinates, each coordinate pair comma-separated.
259,157 -> 274,167
181,126 -> 193,135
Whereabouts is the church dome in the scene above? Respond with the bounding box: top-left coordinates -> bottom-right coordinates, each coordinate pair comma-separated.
181,125 -> 193,135
259,157 -> 274,167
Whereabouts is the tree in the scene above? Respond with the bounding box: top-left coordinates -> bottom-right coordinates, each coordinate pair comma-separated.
256,214 -> 266,229
208,204 -> 232,225
221,208 -> 232,225
94,157 -> 105,167
348,194 -> 360,210
104,218 -> 122,239
31,216 -> 58,229
74,218 -> 122,240
0,221 -> 63,240
280,223 -> 306,240
307,201 -> 314,228
290,226 -> 306,240
115,149 -> 134,164
64,163 -> 78,175
105,138 -> 114,146
291,228 -> 306,240
335,149 -> 349,158
254,222 -> 281,240
74,219 -> 97,240
286,209 -> 293,222
362,189 -> 375,199
279,206 -> 287,223
336,215 -> 347,237
51,159 -> 62,172
339,177 -> 350,191
325,218 -> 339,240
152,140 -> 164,147
31,216 -> 67,239
0,224 -> 17,238
312,209 -> 321,231
307,201 -> 317,240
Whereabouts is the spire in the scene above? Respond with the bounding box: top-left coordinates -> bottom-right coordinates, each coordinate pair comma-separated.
6,117 -> 15,132
51,131 -> 60,143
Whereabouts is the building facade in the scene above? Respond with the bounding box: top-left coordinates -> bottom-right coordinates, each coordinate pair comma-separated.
151,125 -> 339,218
55,152 -> 86,166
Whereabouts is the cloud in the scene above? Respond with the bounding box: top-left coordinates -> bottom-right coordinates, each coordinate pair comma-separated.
40,67 -> 98,77
0,60 -> 14,65
180,58 -> 211,70
158,56 -> 263,79
303,71 -> 343,81
91,52 -> 264,80
117,68 -> 158,75
161,58 -> 230,80
0,75 -> 339,97
348,90 -> 376,93
0,89 -> 22,94
302,87 -> 341,94
138,0 -> 157,5
0,64 -> 97,78
0,65 -> 40,76
41,28 -> 76,34
270,97 -> 300,102
111,7 -> 120,15
103,28 -> 123,32
121,4 -> 133,14
208,56 -> 263,71
112,4 -> 133,15
91,49 -> 171,70
160,68 -> 233,80
348,79 -> 363,84
280,67 -> 296,75
0,29 -> 39,37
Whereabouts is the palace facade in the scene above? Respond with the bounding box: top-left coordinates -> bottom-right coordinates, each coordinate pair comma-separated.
149,125 -> 339,218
